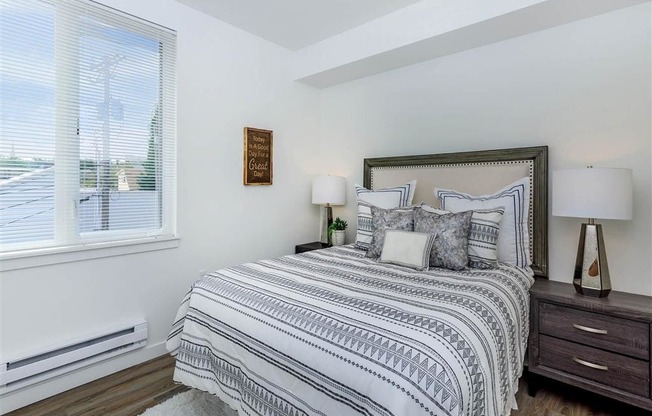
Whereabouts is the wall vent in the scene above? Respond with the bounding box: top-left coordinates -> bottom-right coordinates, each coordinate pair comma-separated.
0,320 -> 147,395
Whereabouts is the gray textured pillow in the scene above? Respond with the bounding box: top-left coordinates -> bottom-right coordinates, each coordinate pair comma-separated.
354,181 -> 417,250
365,206 -> 414,258
414,207 -> 473,270
420,204 -> 505,269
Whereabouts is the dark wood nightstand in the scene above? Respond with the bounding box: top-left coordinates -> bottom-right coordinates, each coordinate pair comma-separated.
295,242 -> 331,254
528,279 -> 652,411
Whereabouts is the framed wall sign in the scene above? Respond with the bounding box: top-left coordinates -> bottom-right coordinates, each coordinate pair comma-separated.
243,127 -> 273,185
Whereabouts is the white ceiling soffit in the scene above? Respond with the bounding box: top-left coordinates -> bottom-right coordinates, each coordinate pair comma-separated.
294,0 -> 650,88
175,0 -> 420,51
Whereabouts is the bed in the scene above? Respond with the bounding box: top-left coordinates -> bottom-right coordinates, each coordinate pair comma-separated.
167,146 -> 549,416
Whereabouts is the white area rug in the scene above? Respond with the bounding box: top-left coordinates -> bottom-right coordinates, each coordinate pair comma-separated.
139,389 -> 238,416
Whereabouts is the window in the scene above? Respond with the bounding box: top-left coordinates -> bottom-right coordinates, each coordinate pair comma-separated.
0,0 -> 176,256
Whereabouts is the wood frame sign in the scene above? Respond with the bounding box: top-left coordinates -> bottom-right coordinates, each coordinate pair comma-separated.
243,127 -> 273,185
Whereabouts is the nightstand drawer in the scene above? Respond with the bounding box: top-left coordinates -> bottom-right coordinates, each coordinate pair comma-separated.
539,302 -> 650,359
539,335 -> 650,397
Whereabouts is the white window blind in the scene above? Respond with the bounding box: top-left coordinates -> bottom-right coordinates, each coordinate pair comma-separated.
0,0 -> 177,254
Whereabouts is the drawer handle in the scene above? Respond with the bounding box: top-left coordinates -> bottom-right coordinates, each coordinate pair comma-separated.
572,356 -> 608,371
572,323 -> 608,335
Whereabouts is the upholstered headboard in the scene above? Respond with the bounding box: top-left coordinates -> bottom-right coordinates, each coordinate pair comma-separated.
363,146 -> 548,278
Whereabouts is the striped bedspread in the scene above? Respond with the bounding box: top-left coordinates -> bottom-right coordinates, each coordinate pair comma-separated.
166,245 -> 534,416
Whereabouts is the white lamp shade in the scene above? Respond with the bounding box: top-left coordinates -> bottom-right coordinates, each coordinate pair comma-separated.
312,175 -> 346,206
552,168 -> 633,220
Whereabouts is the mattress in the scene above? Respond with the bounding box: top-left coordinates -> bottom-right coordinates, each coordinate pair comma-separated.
166,245 -> 534,416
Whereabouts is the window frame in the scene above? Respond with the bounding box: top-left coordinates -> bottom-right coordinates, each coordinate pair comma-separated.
0,0 -> 177,265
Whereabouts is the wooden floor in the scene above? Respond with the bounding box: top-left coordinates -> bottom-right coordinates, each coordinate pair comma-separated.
8,355 -> 649,416
7,355 -> 187,416
511,376 -> 648,416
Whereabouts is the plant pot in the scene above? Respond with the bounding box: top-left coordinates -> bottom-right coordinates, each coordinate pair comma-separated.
332,230 -> 346,246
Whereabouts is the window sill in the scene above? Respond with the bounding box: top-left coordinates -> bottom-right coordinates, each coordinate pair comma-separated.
0,236 -> 180,272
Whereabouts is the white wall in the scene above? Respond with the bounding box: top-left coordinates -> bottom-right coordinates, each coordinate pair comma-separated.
0,0 -> 323,412
320,3 -> 652,295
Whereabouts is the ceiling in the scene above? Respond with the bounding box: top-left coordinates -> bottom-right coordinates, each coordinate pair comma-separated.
174,0 -> 647,88
175,0 -> 420,51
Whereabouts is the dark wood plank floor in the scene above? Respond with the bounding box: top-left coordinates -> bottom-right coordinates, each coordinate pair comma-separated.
7,355 -> 186,416
7,355 -> 649,416
511,374 -> 649,416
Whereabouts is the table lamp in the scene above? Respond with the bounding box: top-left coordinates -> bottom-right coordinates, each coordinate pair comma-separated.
312,175 -> 346,245
552,167 -> 633,297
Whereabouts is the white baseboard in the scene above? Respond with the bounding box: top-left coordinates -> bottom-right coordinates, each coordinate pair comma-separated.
0,341 -> 169,415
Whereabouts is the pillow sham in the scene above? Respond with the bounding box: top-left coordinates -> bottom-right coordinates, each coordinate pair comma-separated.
436,177 -> 530,269
355,180 -> 416,250
379,230 -> 436,271
421,205 -> 505,269
365,205 -> 414,258
355,180 -> 416,208
355,200 -> 381,250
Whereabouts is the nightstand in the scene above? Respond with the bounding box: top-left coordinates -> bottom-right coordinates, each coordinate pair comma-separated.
528,279 -> 652,411
295,242 -> 331,254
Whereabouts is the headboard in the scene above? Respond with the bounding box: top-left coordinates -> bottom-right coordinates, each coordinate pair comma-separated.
363,146 -> 548,278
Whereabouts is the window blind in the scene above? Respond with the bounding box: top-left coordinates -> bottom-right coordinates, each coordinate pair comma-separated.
0,0 -> 177,253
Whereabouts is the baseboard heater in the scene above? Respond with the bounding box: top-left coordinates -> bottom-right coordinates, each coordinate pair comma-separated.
0,320 -> 147,395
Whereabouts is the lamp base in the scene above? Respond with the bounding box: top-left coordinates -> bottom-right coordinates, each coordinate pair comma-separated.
319,205 -> 334,245
573,223 -> 611,298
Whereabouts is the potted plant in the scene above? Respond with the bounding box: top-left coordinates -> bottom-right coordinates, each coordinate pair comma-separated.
328,217 -> 348,246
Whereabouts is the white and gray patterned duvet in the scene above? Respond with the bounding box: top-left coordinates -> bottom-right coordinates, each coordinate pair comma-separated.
166,245 -> 534,416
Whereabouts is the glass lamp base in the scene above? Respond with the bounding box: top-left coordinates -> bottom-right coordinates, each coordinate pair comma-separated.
319,205 -> 333,245
573,223 -> 611,298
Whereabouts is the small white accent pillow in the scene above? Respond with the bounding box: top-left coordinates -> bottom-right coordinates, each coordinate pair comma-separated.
355,180 -> 416,250
379,230 -> 436,271
436,177 -> 531,269
420,204 -> 505,269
